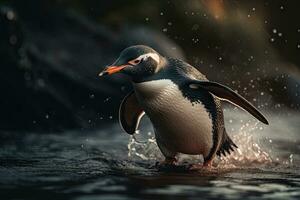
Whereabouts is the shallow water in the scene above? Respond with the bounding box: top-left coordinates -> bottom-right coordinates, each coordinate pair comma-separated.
0,110 -> 299,200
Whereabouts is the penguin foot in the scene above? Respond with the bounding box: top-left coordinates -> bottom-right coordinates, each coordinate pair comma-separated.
189,160 -> 213,170
203,159 -> 213,167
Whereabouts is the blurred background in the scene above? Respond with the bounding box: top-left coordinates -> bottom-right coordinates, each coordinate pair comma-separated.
0,0 -> 299,131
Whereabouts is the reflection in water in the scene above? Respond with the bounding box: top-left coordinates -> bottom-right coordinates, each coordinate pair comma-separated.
0,110 -> 299,200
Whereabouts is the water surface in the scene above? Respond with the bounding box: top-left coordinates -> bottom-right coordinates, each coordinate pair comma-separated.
0,110 -> 299,200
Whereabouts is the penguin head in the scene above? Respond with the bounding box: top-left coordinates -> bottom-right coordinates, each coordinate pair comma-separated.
99,45 -> 164,81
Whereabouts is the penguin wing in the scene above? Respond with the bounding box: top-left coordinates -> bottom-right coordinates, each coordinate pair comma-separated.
187,80 -> 269,125
119,91 -> 145,134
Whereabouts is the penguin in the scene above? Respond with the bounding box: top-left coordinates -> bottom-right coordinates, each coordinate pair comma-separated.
99,45 -> 268,168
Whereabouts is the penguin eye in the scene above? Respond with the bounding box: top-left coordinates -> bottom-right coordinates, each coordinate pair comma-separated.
129,59 -> 141,65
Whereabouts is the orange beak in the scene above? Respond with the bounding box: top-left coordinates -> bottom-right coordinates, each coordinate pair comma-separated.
99,65 -> 127,76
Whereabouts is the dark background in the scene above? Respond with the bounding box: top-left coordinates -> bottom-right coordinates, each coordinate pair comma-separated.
1,0 -> 300,132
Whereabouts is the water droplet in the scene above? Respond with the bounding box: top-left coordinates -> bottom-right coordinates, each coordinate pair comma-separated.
192,38 -> 199,43
104,97 -> 111,102
270,38 -> 275,42
162,28 -> 168,32
117,86 -> 125,93
145,17 -> 149,21
273,29 -> 277,34
160,12 -> 164,16
6,10 -> 15,20
37,79 -> 45,87
289,154 -> 293,164
45,114 -> 49,119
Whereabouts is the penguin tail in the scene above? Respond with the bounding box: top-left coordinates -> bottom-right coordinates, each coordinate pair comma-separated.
216,130 -> 238,157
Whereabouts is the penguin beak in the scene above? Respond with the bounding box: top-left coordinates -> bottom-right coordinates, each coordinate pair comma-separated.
99,65 -> 128,76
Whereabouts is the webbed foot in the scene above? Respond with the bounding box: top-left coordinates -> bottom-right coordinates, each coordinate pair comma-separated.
189,159 -> 213,170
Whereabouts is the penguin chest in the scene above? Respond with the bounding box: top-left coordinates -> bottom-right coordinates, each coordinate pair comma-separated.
133,79 -> 214,156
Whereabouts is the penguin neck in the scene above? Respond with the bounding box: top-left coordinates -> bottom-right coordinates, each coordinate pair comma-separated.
132,60 -> 179,100
133,78 -> 176,102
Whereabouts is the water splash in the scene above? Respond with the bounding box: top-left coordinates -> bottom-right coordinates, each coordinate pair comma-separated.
216,122 -> 273,168
127,131 -> 162,161
127,121 -> 290,168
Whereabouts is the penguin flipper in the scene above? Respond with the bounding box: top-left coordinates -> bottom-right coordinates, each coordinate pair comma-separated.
187,80 -> 269,125
119,91 -> 145,135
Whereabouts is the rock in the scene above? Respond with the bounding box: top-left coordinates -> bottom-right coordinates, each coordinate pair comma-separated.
0,3 -> 184,132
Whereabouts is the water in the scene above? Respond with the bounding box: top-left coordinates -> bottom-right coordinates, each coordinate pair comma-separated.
0,110 -> 299,200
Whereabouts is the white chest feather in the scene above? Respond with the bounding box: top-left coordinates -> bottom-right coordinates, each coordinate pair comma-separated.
133,79 -> 213,156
